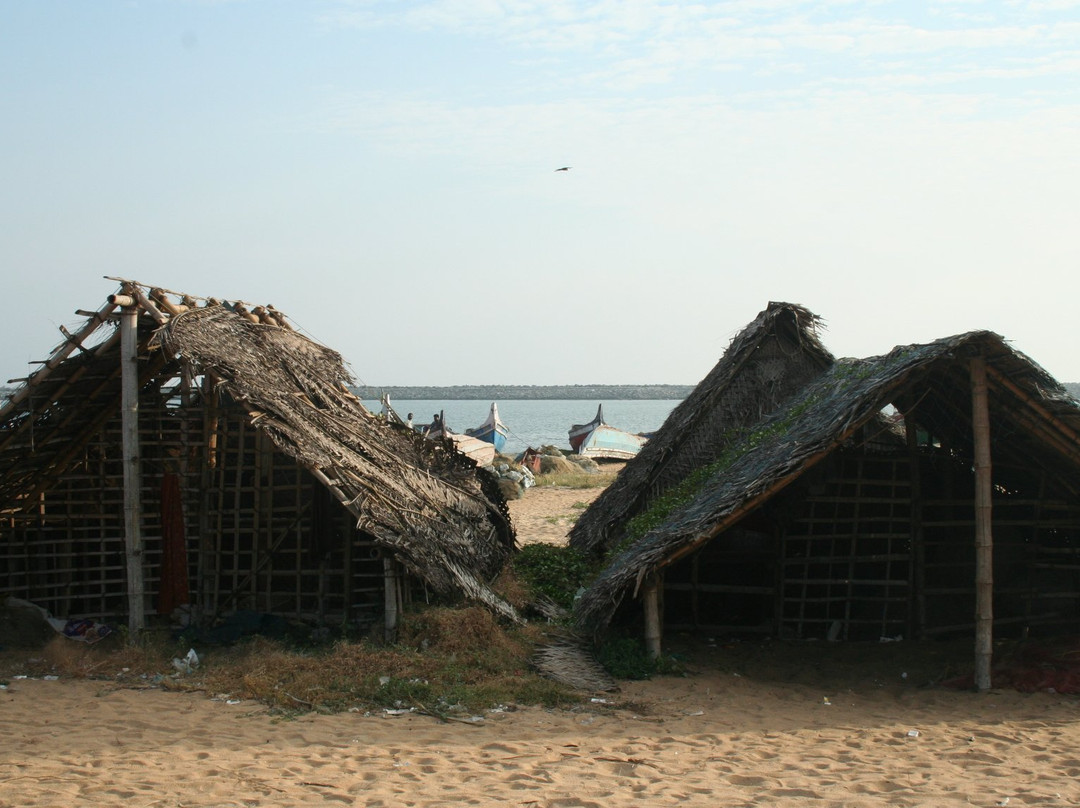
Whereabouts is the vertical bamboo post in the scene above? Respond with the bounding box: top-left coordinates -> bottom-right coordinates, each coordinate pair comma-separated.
197,375 -> 215,617
643,575 -> 662,659
384,556 -> 399,644
906,414 -> 926,639
971,356 -> 994,692
120,299 -> 146,639
252,431 -> 263,606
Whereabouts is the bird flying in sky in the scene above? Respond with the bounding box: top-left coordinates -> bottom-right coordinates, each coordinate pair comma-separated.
555,166 -> 571,171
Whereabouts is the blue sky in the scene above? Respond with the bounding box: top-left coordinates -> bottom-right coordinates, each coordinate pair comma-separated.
2,1 -> 1079,387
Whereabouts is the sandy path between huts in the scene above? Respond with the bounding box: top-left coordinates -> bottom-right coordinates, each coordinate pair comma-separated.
506,480 -> 611,547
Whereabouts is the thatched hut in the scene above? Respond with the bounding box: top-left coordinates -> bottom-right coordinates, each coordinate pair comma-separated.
0,280 -> 516,641
574,312 -> 1080,689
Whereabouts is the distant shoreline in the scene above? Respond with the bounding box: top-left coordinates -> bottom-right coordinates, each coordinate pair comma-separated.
351,384 -> 694,401
6,380 -> 1076,402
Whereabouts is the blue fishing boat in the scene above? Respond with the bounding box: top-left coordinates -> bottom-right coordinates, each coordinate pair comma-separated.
466,402 -> 509,453
568,404 -> 648,460
381,395 -> 496,466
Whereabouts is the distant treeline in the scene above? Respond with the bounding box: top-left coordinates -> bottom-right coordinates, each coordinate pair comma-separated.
351,384 -> 695,401
4,380 -> 1077,402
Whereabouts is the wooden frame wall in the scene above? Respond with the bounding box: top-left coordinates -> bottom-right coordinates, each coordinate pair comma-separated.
0,380 -> 188,620
658,448 -> 1080,641
1,386 -> 392,633
199,405 -> 386,628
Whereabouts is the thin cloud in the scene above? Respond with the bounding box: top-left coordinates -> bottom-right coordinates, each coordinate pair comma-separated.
319,1 -> 1080,95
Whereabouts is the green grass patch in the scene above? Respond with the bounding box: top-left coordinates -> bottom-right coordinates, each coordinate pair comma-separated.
612,392 -> 825,559
598,635 -> 683,680
513,543 -> 600,612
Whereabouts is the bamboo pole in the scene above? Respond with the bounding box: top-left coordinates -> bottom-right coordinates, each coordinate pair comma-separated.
643,575 -> 662,659
384,556 -> 399,643
120,302 -> 146,639
0,332 -> 118,456
211,407 -> 228,616
971,356 -> 994,692
252,431 -> 264,606
196,382 -> 212,619
906,414 -> 927,640
0,299 -> 118,420
205,373 -> 221,470
985,364 -> 1080,444
149,288 -> 185,318
232,418 -> 246,608
126,287 -> 168,325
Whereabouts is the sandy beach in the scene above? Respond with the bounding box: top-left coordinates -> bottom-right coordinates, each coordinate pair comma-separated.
507,478 -> 614,547
3,479 -> 1080,807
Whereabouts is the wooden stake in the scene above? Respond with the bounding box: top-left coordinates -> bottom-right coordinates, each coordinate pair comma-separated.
384,556 -> 399,644
906,413 -> 926,640
643,575 -> 662,659
120,302 -> 146,639
971,356 -> 993,692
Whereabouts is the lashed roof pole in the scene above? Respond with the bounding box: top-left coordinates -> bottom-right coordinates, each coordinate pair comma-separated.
112,291 -> 146,639
0,298 -> 119,422
971,355 -> 993,692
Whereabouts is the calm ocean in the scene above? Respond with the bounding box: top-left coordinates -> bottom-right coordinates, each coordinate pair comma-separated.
365,399 -> 682,457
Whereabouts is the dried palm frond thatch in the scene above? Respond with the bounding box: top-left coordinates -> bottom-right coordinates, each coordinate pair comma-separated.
156,305 -> 519,621
533,634 -> 618,693
570,302 -> 834,556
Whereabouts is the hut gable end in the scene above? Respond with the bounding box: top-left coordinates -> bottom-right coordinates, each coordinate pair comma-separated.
569,302 -> 834,557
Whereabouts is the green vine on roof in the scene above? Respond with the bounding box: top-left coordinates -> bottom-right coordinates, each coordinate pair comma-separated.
606,391 -> 824,562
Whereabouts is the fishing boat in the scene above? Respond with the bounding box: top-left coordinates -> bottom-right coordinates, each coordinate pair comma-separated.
425,411 -> 496,467
569,404 -> 605,452
568,404 -> 648,460
465,402 -> 509,453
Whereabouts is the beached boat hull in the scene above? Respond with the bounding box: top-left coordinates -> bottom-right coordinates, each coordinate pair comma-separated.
568,403 -> 647,459
466,402 -> 509,453
569,404 -> 605,452
575,424 -> 648,460
445,433 -> 496,466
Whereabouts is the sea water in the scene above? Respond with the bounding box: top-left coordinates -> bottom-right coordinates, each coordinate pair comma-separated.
365,399 -> 682,457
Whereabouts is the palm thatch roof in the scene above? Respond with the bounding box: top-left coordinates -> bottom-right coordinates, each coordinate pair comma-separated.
569,302 -> 833,556
574,328 -> 1080,638
0,279 -> 518,621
